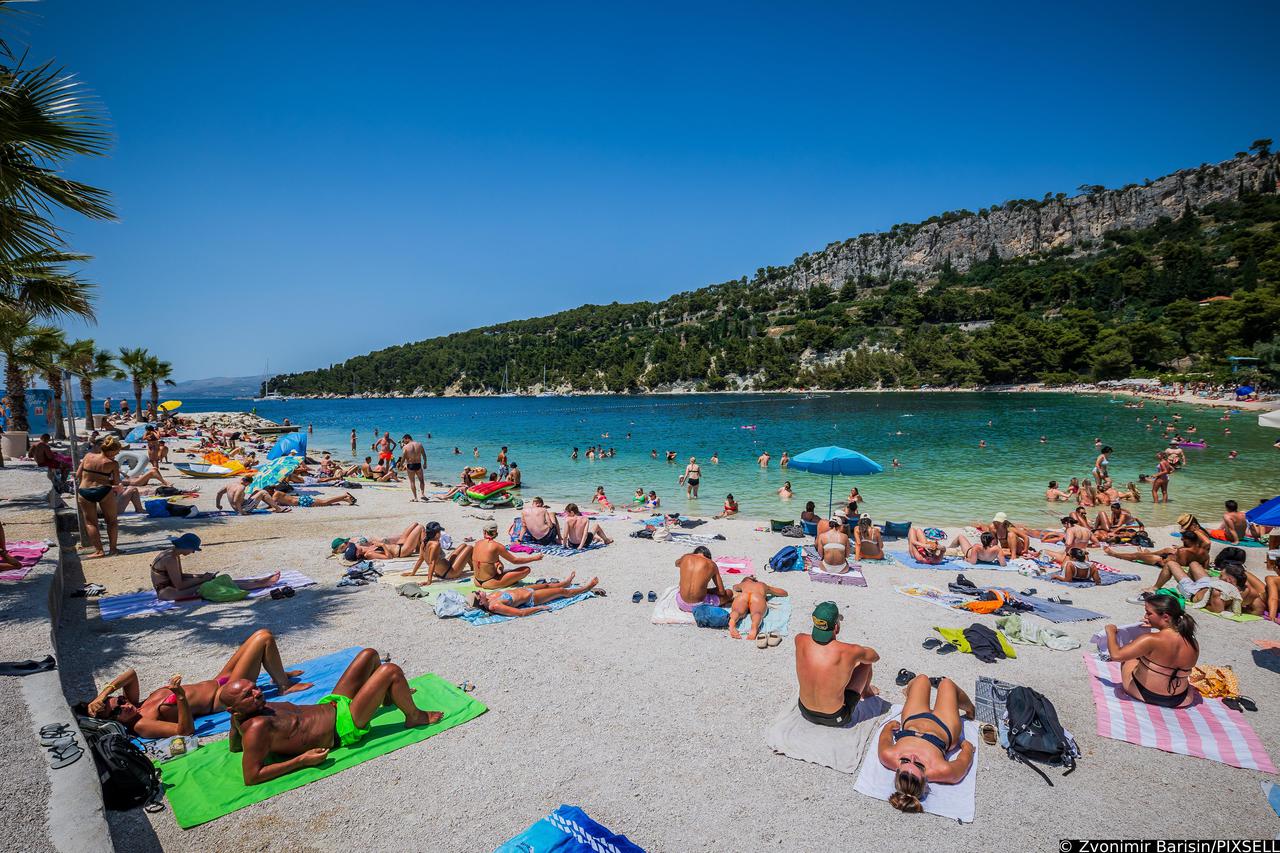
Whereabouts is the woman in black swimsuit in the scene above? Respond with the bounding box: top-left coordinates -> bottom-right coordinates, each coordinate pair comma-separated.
76,435 -> 122,559
1103,593 -> 1199,708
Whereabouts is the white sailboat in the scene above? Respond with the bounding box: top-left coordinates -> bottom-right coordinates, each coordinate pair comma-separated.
255,361 -> 284,401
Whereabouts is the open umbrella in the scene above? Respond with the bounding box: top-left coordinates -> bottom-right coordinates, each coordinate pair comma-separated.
1236,386 -> 1255,397
123,424 -> 153,443
1246,495 -> 1280,528
248,456 -> 301,492
787,445 -> 883,515
159,400 -> 182,411
267,431 -> 308,461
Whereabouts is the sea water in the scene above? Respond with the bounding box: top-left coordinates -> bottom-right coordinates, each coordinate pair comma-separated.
175,392 -> 1275,527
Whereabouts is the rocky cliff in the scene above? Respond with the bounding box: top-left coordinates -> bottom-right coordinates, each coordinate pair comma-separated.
770,152 -> 1277,289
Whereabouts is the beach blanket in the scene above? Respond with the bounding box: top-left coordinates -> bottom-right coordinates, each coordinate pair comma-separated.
887,549 -> 1025,573
496,804 -> 645,853
715,555 -> 754,575
1204,608 -> 1263,623
528,542 -> 607,558
159,674 -> 486,828
97,571 -> 316,621
667,532 -> 726,547
765,695 -> 893,776
800,546 -> 869,586
203,509 -> 272,517
853,703 -> 979,823
989,588 -> 1106,623
894,584 -> 970,611
460,591 -> 597,626
0,540 -> 50,581
1042,563 -> 1141,588
650,585 -> 793,635
136,647 -> 362,744
1264,780 -> 1280,820
1083,654 -> 1276,772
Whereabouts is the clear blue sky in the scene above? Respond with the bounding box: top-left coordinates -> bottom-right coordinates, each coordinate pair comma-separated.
33,0 -> 1280,380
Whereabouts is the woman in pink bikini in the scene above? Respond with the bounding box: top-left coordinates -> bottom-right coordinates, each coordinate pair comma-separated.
75,629 -> 312,738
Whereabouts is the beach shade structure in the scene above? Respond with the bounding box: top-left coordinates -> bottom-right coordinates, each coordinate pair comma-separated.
1259,409 -> 1280,430
248,456 -> 301,492
1246,496 -> 1280,528
1237,386 -> 1255,397
123,424 -> 153,443
159,400 -> 181,411
267,431 -> 307,461
496,804 -> 645,853
787,445 -> 883,515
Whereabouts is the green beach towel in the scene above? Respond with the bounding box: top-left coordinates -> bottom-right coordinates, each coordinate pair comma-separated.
160,674 -> 486,828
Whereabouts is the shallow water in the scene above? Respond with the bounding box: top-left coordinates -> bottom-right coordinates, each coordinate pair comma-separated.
178,392 -> 1274,526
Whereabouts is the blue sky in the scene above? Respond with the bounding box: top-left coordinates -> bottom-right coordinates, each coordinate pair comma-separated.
33,0 -> 1280,379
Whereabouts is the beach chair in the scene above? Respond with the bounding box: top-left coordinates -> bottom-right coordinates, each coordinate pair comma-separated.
800,519 -> 818,536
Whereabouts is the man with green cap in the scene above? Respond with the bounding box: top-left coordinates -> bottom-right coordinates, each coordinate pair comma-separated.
794,601 -> 880,727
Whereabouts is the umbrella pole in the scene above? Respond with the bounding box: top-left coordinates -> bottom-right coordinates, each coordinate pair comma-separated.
828,475 -> 834,516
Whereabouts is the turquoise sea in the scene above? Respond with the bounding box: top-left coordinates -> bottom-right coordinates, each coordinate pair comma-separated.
175,392 -> 1275,527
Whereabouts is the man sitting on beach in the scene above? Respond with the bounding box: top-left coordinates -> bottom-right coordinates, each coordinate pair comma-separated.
794,601 -> 879,727
675,546 -> 733,611
473,522 -> 543,589
216,476 -> 262,515
1105,514 -> 1210,569
31,433 -> 72,489
221,648 -> 442,785
560,503 -> 613,548
520,497 -> 561,545
1211,500 -> 1254,543
727,575 -> 788,641
1093,502 -> 1142,542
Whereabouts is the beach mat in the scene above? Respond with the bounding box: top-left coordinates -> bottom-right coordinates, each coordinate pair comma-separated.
649,585 -> 792,635
496,804 -> 646,853
136,647 -> 362,744
765,695 -> 892,776
529,542 -> 607,558
97,571 -> 316,621
160,674 -> 487,828
715,555 -> 754,575
894,584 -> 969,611
853,703 -> 979,823
991,589 -> 1106,623
886,549 -> 1025,573
1083,654 -> 1275,772
460,591 -> 598,626
802,548 -> 868,587
0,540 -> 50,581
1044,564 -> 1141,588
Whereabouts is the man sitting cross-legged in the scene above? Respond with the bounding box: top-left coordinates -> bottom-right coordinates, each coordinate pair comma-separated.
794,601 -> 880,728
221,648 -> 442,785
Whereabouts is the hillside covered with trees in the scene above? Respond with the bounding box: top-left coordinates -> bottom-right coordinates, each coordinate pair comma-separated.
275,150 -> 1280,396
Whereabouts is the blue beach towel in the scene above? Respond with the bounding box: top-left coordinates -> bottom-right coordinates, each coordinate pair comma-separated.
1044,569 -> 1140,588
134,647 -> 362,745
497,804 -> 645,853
737,596 -> 792,636
887,550 -> 1020,572
460,591 -> 597,626
97,570 -> 316,621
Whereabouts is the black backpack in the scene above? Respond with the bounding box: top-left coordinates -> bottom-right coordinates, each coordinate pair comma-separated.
77,717 -> 163,811
1004,686 -> 1076,785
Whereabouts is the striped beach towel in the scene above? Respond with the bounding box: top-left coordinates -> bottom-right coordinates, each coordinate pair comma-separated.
1083,654 -> 1275,772
715,555 -> 754,574
98,570 -> 316,621
0,540 -> 50,581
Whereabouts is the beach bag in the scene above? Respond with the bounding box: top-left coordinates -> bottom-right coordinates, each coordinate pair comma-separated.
79,722 -> 162,810
1005,686 -> 1076,785
692,604 -> 731,628
153,486 -> 179,497
767,545 -> 802,572
434,590 -> 469,618
166,501 -> 195,518
198,574 -> 249,602
144,498 -> 170,518
651,526 -> 672,542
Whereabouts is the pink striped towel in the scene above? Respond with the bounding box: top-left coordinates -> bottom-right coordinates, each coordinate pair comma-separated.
0,540 -> 50,581
1083,654 -> 1275,772
715,556 -> 754,575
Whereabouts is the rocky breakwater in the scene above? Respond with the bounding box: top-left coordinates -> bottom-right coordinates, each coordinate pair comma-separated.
175,411 -> 287,432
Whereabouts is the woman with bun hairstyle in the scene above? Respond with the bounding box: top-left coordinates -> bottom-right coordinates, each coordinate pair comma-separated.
877,675 -> 976,813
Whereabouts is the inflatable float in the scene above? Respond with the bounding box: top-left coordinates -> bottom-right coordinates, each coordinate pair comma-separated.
1176,441 -> 1207,448
116,450 -> 149,478
175,462 -> 237,478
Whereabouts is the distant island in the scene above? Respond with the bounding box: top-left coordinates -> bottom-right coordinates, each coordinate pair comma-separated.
274,144 -> 1279,398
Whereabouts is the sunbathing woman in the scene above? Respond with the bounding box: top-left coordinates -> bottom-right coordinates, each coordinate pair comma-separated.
853,514 -> 884,560
944,532 -> 1006,566
817,518 -> 852,571
1102,594 -> 1199,708
334,523 -> 427,561
907,528 -> 946,565
1048,547 -> 1100,584
76,435 -> 122,559
258,484 -> 357,509
471,523 -> 543,589
877,675 -> 976,813
980,513 -> 1029,557
403,523 -> 475,583
715,494 -> 739,519
151,533 -> 281,601
76,629 -> 312,738
468,574 -> 600,617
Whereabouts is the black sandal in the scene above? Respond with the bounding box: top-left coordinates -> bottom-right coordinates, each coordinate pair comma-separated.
937,643 -> 958,655
922,638 -> 942,650
632,591 -> 642,603
895,668 -> 916,686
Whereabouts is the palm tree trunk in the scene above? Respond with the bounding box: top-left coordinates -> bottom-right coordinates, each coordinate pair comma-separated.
132,378 -> 142,418
80,377 -> 94,433
150,381 -> 159,415
45,369 -> 66,439
5,357 -> 30,432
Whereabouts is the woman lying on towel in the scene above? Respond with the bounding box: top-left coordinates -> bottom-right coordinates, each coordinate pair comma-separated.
1103,593 -> 1199,708
907,528 -> 946,565
878,675 -> 976,813
944,532 -> 1006,567
333,523 -> 428,561
74,629 -> 312,738
467,574 -> 601,617
403,522 -> 474,583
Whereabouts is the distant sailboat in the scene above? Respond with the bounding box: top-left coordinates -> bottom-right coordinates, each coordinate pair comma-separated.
498,364 -> 517,397
255,361 -> 284,401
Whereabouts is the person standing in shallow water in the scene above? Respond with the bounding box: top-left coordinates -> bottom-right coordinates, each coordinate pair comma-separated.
683,457 -> 701,498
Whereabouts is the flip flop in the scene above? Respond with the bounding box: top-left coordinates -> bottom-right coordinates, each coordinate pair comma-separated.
1223,697 -> 1243,712
49,744 -> 83,769
922,638 -> 942,650
895,668 -> 916,686
980,723 -> 998,746
767,632 -> 781,647
647,591 -> 657,602
41,733 -> 76,749
1237,696 -> 1258,712
1047,596 -> 1073,605
937,643 -> 957,655
1019,588 -> 1037,596
0,656 -> 56,676
632,591 -> 642,603
592,588 -> 608,597
39,723 -> 70,737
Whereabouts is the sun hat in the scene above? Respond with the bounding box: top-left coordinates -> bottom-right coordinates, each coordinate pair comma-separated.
993,512 -> 1009,523
1176,513 -> 1194,528
169,532 -> 202,552
482,522 -> 498,535
811,601 -> 841,644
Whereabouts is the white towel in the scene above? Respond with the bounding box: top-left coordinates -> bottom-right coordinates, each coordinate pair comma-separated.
852,703 -> 980,823
765,696 -> 892,775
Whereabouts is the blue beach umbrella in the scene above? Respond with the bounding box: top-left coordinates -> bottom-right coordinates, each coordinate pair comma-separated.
248,456 -> 301,492
1237,385 -> 1255,397
787,445 -> 883,515
267,432 -> 307,461
123,424 -> 152,443
1246,496 -> 1280,528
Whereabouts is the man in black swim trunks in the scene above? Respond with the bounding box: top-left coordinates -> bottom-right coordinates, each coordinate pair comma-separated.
401,434 -> 426,502
794,601 -> 879,727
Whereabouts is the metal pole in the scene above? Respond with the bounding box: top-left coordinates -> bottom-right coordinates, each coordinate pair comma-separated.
63,370 -> 88,544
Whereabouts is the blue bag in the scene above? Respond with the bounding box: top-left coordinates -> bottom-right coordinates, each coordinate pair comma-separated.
767,545 -> 802,572
692,604 -> 731,628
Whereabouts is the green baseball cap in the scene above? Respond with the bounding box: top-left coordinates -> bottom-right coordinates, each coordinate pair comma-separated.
330,537 -> 348,551
811,601 -> 841,644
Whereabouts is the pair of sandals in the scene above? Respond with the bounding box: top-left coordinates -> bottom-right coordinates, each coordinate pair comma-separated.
631,591 -> 657,603
39,723 -> 83,769
756,632 -> 782,649
70,583 -> 107,598
1224,696 -> 1259,713
0,655 -> 56,676
922,637 -> 957,655
894,670 -> 944,687
269,585 -> 296,600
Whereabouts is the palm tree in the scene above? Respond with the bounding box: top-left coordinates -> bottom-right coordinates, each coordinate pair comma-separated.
0,3 -> 114,320
64,339 -> 121,430
29,326 -> 67,439
142,355 -> 175,415
118,347 -> 150,416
